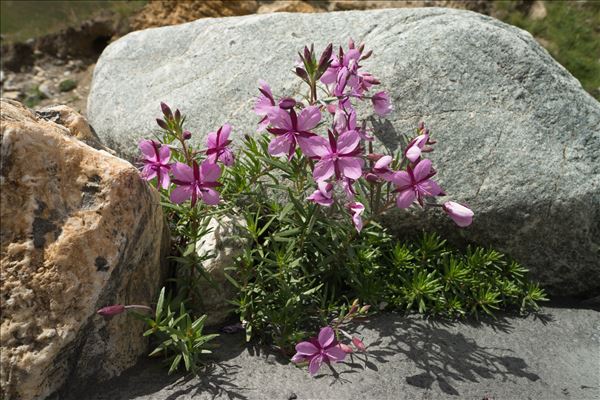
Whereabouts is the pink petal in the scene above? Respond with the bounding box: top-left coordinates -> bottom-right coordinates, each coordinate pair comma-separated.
325,345 -> 347,362
201,188 -> 220,205
443,201 -> 474,227
374,155 -> 392,170
219,124 -> 232,143
206,131 -> 217,148
295,341 -> 318,356
298,135 -> 330,158
392,170 -> 411,187
270,109 -> 293,130
320,66 -> 338,84
200,161 -> 221,183
318,326 -> 335,348
141,164 -> 157,180
338,157 -> 364,180
171,162 -> 194,182
396,189 -> 416,209
337,130 -> 360,154
308,355 -> 323,375
313,159 -> 335,182
291,353 -> 306,363
170,185 -> 192,204
158,145 -> 170,162
159,170 -> 171,190
406,146 -> 422,163
418,179 -> 443,196
297,106 -> 322,132
220,148 -> 235,166
413,159 -> 432,182
139,139 -> 156,159
268,134 -> 293,157
257,116 -> 270,132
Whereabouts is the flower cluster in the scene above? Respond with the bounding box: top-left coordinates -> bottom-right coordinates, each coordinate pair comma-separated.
138,103 -> 234,206
254,41 -> 473,233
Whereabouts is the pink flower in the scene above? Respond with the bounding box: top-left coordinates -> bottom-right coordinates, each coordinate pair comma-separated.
97,304 -> 125,317
405,133 -> 429,163
349,202 -> 365,233
254,80 -> 279,132
443,201 -> 474,227
170,160 -> 221,206
303,130 -> 364,182
206,124 -> 234,166
292,326 -> 347,375
392,159 -> 444,208
267,106 -> 321,159
342,177 -> 356,201
307,182 -> 334,207
139,139 -> 171,189
371,91 -> 392,116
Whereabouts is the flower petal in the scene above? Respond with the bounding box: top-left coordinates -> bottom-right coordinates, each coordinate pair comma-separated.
170,185 -> 192,204
297,106 -> 322,132
268,133 -> 293,157
295,341 -> 319,356
318,326 -> 335,348
298,135 -> 329,158
313,159 -> 335,182
391,170 -> 411,187
139,139 -> 156,159
418,179 -> 443,196
325,345 -> 347,362
308,355 -> 323,375
337,157 -> 364,180
201,188 -> 220,205
413,159 -> 432,182
406,146 -> 422,163
337,130 -> 360,154
396,189 -> 416,209
171,162 -> 194,182
200,161 -> 221,183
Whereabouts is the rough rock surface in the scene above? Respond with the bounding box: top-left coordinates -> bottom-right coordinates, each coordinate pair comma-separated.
0,100 -> 167,400
71,307 -> 600,400
87,8 -> 600,298
192,216 -> 248,326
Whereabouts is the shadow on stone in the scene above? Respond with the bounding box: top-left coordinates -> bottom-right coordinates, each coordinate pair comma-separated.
363,315 -> 541,396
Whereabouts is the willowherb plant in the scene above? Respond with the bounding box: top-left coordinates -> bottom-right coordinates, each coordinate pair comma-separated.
252,39 -> 473,234
99,39 -> 488,376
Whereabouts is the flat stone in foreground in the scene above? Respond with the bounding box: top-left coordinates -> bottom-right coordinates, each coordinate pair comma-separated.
74,307 -> 600,400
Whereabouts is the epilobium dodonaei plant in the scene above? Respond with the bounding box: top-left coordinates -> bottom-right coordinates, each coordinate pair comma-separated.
99,40 -> 546,376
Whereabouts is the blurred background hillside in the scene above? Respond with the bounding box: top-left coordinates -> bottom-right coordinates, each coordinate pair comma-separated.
1,0 -> 599,112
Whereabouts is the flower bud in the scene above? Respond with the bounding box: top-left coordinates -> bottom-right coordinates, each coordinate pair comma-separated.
160,102 -> 173,119
358,42 -> 365,53
156,118 -> 168,130
339,343 -> 354,354
348,38 -> 355,49
295,67 -> 309,83
352,337 -> 367,352
443,201 -> 474,227
278,97 -> 296,110
174,109 -> 181,122
365,172 -> 379,183
360,49 -> 373,60
182,130 -> 192,140
317,43 -> 333,74
359,305 -> 371,314
367,153 -> 385,162
97,304 -> 126,317
303,45 -> 312,63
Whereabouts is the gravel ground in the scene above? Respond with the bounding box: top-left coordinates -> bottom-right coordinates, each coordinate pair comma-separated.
69,307 -> 600,400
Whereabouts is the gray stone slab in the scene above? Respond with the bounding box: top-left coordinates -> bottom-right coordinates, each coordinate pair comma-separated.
71,307 -> 600,400
87,8 -> 600,298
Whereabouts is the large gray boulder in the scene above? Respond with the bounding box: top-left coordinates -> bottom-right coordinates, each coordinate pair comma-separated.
88,8 -> 600,298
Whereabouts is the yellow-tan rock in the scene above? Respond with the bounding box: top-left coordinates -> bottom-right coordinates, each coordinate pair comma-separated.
0,99 -> 167,400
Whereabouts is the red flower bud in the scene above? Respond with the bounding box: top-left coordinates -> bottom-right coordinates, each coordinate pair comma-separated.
278,98 -> 296,110
365,173 -> 379,183
367,153 -> 385,162
182,130 -> 192,140
338,343 -> 354,353
352,337 -> 367,352
160,102 -> 173,119
97,304 -> 126,317
156,118 -> 168,130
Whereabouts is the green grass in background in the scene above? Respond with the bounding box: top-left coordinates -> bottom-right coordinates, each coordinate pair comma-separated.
495,0 -> 600,100
0,0 -> 146,43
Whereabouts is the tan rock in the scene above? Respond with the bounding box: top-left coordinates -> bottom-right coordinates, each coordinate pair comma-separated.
0,100 -> 167,400
257,1 -> 322,14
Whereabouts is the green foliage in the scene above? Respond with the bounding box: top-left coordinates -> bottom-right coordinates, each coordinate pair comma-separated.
138,288 -> 218,374
219,134 -> 548,352
58,79 -> 77,92
495,1 -> 600,100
